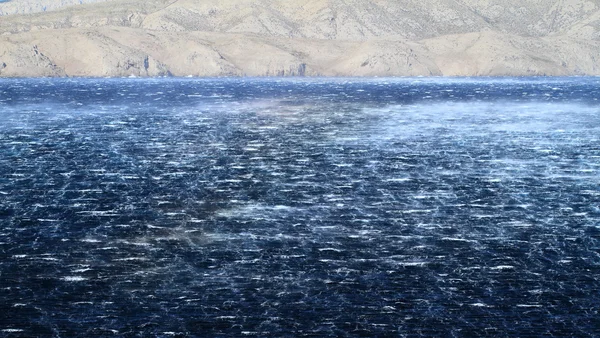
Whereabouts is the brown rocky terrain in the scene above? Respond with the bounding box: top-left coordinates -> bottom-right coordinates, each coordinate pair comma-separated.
0,0 -> 599,77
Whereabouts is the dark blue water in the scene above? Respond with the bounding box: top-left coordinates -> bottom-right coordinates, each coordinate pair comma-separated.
1,77 -> 600,337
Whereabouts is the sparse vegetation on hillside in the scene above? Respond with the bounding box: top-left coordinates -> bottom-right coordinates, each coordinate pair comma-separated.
0,0 -> 599,76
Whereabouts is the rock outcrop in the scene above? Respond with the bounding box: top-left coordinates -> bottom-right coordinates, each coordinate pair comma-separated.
0,0 -> 599,77
0,0 -> 112,16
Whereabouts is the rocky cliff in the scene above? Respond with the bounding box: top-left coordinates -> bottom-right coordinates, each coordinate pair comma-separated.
1,0 -> 599,77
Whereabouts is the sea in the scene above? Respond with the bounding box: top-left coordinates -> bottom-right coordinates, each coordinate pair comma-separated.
0,77 -> 599,337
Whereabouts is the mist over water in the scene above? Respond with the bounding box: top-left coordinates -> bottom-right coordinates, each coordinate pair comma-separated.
1,77 -> 600,336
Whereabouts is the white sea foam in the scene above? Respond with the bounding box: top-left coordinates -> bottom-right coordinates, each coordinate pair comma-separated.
360,101 -> 600,144
61,276 -> 87,282
470,303 -> 493,307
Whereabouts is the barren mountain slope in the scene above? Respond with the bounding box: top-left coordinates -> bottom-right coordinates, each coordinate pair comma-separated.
0,0 -> 599,77
0,0 -> 113,16
0,0 -> 172,33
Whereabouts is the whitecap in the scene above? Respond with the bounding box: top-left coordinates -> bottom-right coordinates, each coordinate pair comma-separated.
61,276 -> 87,282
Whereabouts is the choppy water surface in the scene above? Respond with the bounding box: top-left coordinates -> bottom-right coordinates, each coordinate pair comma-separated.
1,77 -> 599,336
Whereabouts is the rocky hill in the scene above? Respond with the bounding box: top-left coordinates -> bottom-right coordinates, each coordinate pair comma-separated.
1,0 -> 599,77
0,0 -> 111,16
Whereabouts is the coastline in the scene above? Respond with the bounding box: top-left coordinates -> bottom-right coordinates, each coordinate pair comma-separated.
2,75 -> 600,79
